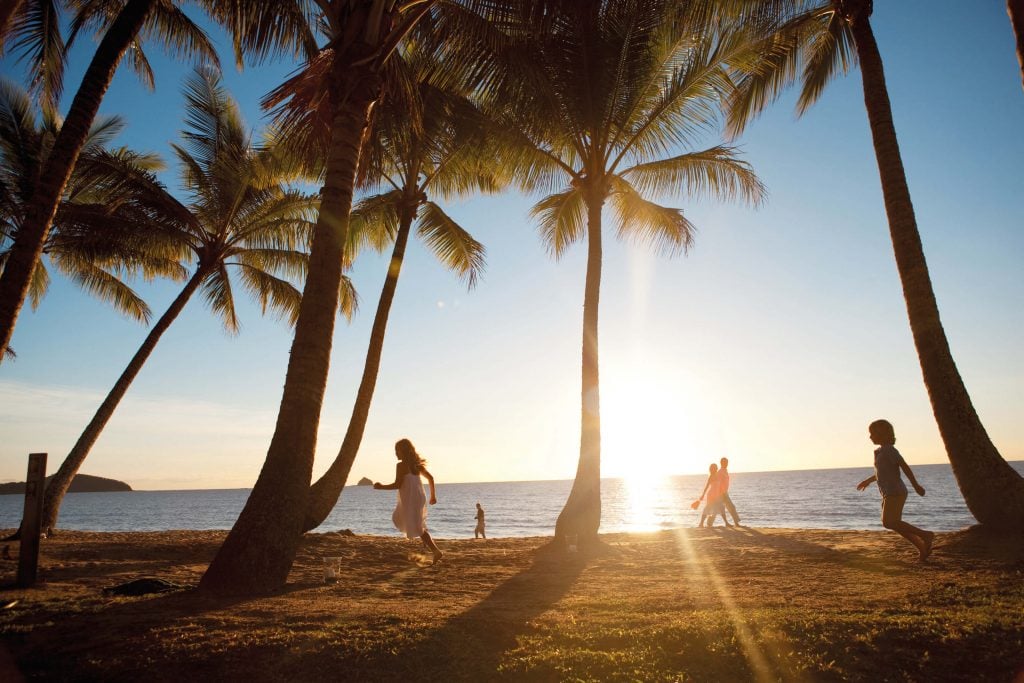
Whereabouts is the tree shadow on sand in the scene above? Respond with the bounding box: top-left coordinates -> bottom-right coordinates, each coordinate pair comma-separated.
352,539 -> 589,681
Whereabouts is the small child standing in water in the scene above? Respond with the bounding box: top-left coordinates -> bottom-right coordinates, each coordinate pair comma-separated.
856,419 -> 934,562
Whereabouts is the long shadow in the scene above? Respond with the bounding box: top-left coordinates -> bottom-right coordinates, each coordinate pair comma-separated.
715,526 -> 910,576
349,540 -> 589,681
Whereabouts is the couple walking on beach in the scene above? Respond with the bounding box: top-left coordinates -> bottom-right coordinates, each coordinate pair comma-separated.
694,457 -> 740,527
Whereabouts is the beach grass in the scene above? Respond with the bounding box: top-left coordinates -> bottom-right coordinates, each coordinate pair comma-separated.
1,527 -> 1022,681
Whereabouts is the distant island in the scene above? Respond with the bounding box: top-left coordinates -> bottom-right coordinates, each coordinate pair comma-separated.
356,477 -> 373,486
0,474 -> 132,495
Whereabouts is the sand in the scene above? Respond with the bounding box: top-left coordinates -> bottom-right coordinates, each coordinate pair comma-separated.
1,526 -> 1022,681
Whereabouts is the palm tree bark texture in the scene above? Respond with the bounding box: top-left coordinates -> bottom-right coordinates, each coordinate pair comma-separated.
844,0 -> 1024,528
555,182 -> 604,544
0,0 -> 157,360
200,54 -> 384,595
303,202 -> 416,532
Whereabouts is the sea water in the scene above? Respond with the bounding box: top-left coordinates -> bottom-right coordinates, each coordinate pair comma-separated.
1,462 -> 1021,538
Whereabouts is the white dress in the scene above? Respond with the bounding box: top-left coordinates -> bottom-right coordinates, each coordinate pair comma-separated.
392,472 -> 428,539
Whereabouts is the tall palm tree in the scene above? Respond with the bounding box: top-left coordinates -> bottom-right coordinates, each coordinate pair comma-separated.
484,0 -> 764,544
266,49 -> 493,532
0,78 -> 183,344
198,0 -> 527,595
39,67 -> 343,532
0,0 -> 217,361
729,0 -> 1024,529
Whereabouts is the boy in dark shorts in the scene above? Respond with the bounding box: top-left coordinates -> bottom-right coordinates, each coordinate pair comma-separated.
856,419 -> 934,562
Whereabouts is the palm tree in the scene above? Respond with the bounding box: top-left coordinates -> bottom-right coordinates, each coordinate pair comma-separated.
483,0 -> 764,544
199,0 -> 526,595
266,49 -> 493,532
728,0 -> 1024,528
39,67 -> 342,533
0,0 -> 217,362
0,77 -> 183,345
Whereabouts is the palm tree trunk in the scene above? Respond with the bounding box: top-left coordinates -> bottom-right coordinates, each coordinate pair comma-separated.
39,268 -> 208,533
302,205 -> 415,532
1009,0 -> 1024,92
200,62 -> 384,595
0,0 -> 156,362
849,11 -> 1024,529
555,194 -> 603,544
0,0 -> 26,43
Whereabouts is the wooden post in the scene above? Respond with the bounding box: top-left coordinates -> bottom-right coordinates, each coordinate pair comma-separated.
17,453 -> 46,588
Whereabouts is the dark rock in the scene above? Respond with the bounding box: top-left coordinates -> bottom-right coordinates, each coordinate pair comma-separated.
356,477 -> 373,486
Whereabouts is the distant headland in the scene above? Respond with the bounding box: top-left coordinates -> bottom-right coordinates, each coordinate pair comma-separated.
356,477 -> 373,486
0,474 -> 132,495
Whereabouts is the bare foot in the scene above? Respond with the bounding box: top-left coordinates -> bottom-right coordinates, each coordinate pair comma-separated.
918,531 -> 934,563
432,550 -> 444,565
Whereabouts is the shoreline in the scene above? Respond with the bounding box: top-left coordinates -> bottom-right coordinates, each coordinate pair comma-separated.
2,527 -> 1022,681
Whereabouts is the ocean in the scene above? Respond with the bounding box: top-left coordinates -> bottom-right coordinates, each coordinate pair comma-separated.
2,462 -> 1021,538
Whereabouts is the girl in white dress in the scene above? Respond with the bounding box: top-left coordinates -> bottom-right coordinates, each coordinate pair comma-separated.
373,439 -> 443,564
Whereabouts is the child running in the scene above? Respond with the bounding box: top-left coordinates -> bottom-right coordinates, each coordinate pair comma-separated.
374,438 -> 443,564
856,419 -> 934,562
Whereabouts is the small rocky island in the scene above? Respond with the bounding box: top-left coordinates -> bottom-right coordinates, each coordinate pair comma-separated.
356,477 -> 373,486
0,474 -> 132,495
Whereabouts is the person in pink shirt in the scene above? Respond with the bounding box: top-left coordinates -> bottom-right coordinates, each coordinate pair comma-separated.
697,463 -> 731,527
718,457 -> 741,526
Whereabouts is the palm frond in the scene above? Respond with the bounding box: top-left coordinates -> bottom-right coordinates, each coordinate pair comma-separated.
142,0 -> 220,68
338,273 -> 358,322
529,186 -> 586,259
7,0 -> 65,107
796,7 -> 853,114
195,0 -> 318,69
348,190 -> 402,257
608,176 -> 694,256
234,261 -> 303,325
620,145 -> 765,206
415,201 -> 486,288
50,250 -> 152,323
200,265 -> 240,333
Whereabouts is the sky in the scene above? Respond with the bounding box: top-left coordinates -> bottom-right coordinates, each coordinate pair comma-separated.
1,1 -> 1022,491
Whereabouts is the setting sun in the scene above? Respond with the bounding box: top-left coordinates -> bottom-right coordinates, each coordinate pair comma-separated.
601,363 -> 708,480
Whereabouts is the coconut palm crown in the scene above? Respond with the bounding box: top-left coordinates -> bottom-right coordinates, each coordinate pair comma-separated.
0,77 -> 184,329
0,0 -> 219,364
482,0 -> 766,543
38,66 -> 351,533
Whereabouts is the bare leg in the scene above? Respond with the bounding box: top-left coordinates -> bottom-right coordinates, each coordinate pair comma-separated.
421,531 -> 443,564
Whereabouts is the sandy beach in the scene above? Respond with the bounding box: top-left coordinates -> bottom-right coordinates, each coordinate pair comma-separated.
0,527 -> 1021,681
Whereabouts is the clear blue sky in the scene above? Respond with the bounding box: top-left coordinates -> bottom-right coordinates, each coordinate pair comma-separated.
2,1 -> 1022,490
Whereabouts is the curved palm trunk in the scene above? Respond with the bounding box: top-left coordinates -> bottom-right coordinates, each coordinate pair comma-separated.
200,63 -> 383,595
850,11 -> 1024,528
39,268 -> 208,533
0,0 -> 156,361
555,195 -> 603,544
1009,0 -> 1024,92
302,206 -> 415,532
0,0 -> 26,42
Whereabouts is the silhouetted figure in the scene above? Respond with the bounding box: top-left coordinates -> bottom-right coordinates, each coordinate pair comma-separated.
374,438 -> 443,564
697,463 -> 731,527
474,502 -> 486,539
718,456 -> 741,526
856,419 -> 934,562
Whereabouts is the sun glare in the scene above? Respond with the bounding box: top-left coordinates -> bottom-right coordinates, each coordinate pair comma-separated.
601,367 -> 702,480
